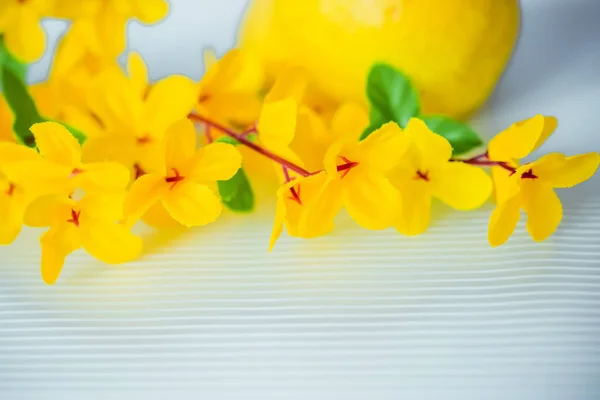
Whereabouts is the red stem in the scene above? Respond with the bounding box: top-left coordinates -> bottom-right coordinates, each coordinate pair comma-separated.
452,153 -> 516,173
189,114 -> 311,177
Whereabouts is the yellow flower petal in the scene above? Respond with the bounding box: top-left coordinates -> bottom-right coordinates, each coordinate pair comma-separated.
404,118 -> 453,166
123,173 -> 166,226
80,220 -> 142,264
163,118 -> 197,171
491,166 -> 520,204
134,0 -> 169,24
0,142 -> 39,167
40,223 -> 81,285
331,102 -> 369,141
488,115 -> 555,161
144,75 -> 198,134
264,67 -> 307,104
189,142 -> 242,182
535,152 -> 599,189
355,122 -> 409,172
268,189 -> 287,252
24,194 -> 75,228
298,176 -> 343,237
345,171 -> 398,230
258,98 -> 298,148
201,93 -> 262,127
127,51 -> 148,97
0,185 -> 26,245
394,180 -> 431,236
2,159 -> 72,195
75,162 -> 130,193
30,122 -> 81,167
4,8 -> 46,62
142,201 -> 183,229
521,180 -> 562,242
433,162 -> 492,210
202,48 -> 218,72
78,193 -> 127,221
162,182 -> 222,227
81,134 -> 136,165
488,194 -> 522,247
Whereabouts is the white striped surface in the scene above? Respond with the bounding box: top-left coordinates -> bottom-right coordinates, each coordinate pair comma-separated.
1,176 -> 600,399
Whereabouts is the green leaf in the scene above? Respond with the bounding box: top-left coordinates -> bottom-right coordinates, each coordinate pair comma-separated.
0,36 -> 27,83
1,67 -> 42,147
217,168 -> 255,213
365,63 -> 420,132
215,136 -> 240,145
420,115 -> 483,156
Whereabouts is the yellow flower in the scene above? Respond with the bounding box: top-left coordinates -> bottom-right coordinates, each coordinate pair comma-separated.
389,118 -> 492,236
291,102 -> 368,172
0,0 -> 53,62
82,70 -> 198,179
53,0 -> 168,59
487,115 -> 600,246
25,192 -> 142,284
269,172 -> 330,251
300,122 -> 410,233
6,122 -> 130,195
124,118 -> 242,227
197,49 -> 264,128
0,142 -> 42,244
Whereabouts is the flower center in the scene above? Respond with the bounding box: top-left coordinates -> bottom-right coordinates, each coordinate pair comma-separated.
337,156 -> 359,179
70,168 -> 83,178
198,93 -> 211,103
67,209 -> 81,227
136,134 -> 152,145
414,170 -> 430,182
165,168 -> 185,189
133,163 -> 145,180
287,184 -> 302,205
521,168 -> 538,179
5,182 -> 16,197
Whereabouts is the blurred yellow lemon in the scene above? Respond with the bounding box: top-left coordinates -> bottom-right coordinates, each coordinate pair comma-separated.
238,0 -> 520,119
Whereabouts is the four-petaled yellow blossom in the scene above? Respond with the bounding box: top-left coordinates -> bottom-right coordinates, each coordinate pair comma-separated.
0,0 -> 53,62
487,115 -> 600,246
301,122 -> 410,234
388,118 -> 493,236
25,192 -> 142,284
124,118 -> 242,227
0,143 -> 44,244
6,122 -> 130,196
52,0 -> 168,59
196,49 -> 264,129
81,71 -> 198,180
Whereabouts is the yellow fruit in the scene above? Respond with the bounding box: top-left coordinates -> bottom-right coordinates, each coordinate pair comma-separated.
238,0 -> 520,119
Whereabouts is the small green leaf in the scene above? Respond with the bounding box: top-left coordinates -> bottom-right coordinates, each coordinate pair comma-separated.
215,136 -> 240,145
366,63 -> 420,129
217,168 -> 254,213
0,36 -> 27,83
1,67 -> 42,147
420,115 -> 483,156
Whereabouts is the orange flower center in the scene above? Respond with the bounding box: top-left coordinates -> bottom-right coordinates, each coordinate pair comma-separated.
5,182 -> 16,197
287,184 -> 302,205
414,170 -> 430,182
521,168 -> 538,179
165,168 -> 185,189
66,209 -> 81,227
133,163 -> 146,179
136,134 -> 152,145
337,156 -> 359,179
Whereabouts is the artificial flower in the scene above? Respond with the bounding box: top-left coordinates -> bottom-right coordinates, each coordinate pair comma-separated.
196,49 -> 264,128
25,192 -> 142,284
487,115 -> 599,246
0,142 -> 43,244
0,0 -> 54,62
5,122 -> 130,195
299,122 -> 410,234
389,118 -> 492,236
53,0 -> 168,59
81,70 -> 198,179
124,118 -> 242,227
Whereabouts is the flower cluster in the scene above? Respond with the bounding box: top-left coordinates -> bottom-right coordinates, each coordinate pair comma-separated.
0,1 -> 598,284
